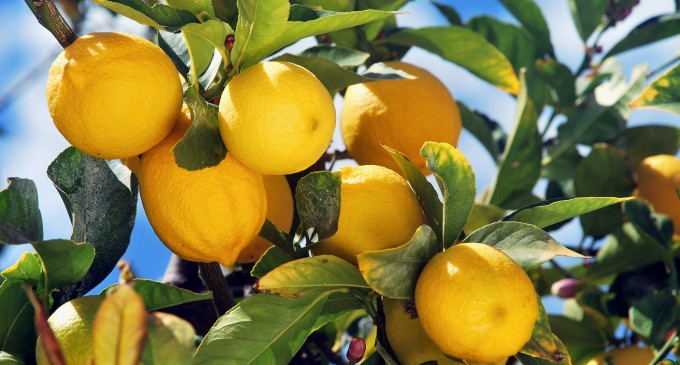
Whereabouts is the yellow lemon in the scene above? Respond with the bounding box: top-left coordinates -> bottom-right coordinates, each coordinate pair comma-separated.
218,61 -> 336,175
341,62 -> 462,174
312,165 -> 424,265
585,346 -> 654,365
635,154 -> 680,234
415,243 -> 538,363
36,296 -> 104,365
236,175 -> 294,263
139,108 -> 267,266
46,32 -> 182,159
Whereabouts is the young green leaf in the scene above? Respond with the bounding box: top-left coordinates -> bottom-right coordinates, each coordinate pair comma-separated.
173,87 -> 228,170
457,102 -> 507,163
192,293 -> 332,364
251,245 -> 294,279
616,125 -> 680,168
93,0 -> 198,32
505,197 -> 634,229
384,144 -> 443,242
99,279 -> 212,311
295,171 -> 341,241
357,225 -> 438,299
0,280 -> 35,357
33,240 -> 95,290
464,221 -> 586,270
0,178 -> 43,245
181,19 -> 232,88
519,297 -> 565,362
421,142 -> 475,248
605,13 -> 680,58
257,256 -> 369,298
630,63 -> 680,115
299,45 -> 370,67
382,26 -> 521,94
1,252 -> 42,286
141,312 -> 196,365
432,2 -> 462,25
499,0 -> 554,57
47,147 -> 138,302
567,0 -> 608,41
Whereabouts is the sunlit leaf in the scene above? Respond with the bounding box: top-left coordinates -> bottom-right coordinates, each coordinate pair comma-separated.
630,63 -> 680,115
93,0 -> 197,32
299,45 -> 369,67
25,288 -> 65,365
1,252 -> 41,286
0,352 -> 25,364
0,178 -> 42,245
100,278 -> 212,311
166,0 -> 214,17
0,280 -> 35,357
606,13 -> 680,58
251,245 -> 294,279
629,292 -> 680,348
499,0 -> 554,56
432,2 -> 462,25
568,0 -> 608,41
141,312 -> 196,365
457,102 -> 507,163
505,197 -> 633,229
464,203 -> 506,234
181,20 -> 232,86
33,240 -> 95,290
520,298 -> 565,362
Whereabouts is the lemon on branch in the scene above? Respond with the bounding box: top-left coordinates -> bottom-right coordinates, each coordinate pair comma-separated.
635,154 -> 680,234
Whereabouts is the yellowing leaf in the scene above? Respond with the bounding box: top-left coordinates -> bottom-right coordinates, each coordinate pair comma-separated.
630,64 -> 680,115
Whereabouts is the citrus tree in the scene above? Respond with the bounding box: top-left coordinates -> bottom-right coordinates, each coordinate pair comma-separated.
1,0 -> 680,364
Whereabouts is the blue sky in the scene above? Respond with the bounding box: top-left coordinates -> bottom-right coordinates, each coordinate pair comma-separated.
0,0 -> 678,310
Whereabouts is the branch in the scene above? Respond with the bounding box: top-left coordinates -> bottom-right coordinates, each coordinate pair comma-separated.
24,0 -> 77,48
199,262 -> 236,315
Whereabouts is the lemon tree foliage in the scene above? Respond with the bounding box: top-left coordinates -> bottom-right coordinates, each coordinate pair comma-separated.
6,0 -> 680,363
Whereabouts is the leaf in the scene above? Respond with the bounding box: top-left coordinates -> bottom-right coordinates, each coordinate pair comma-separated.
535,59 -> 576,108
0,280 -> 35,357
432,2 -> 462,25
382,26 -> 521,94
568,0 -> 608,41
257,256 -> 369,298
0,352 -> 25,364
0,178 -> 43,244
158,30 -> 191,78
548,315 -> 608,365
463,203 -> 506,233
384,145 -> 443,241
181,20 -> 231,86
192,292 -> 332,364
616,125 -> 680,168
464,221 -> 586,270
466,16 -> 537,73
257,219 -> 294,255
630,63 -> 680,115
251,245 -> 294,279
173,88 -> 227,171
93,285 -> 148,365
606,14 -> 680,58
47,147 -> 138,301
1,252 -> 42,286
624,199 -> 675,248
505,197 -> 634,229
166,0 -> 214,17
313,291 -> 363,331
487,73 -> 541,209
32,240 -> 95,290
458,102 -> 507,163
100,279 -> 212,311
520,298 -> 566,363
357,225 -> 437,299
517,335 -> 572,365
141,312 -> 196,365
499,0 -> 554,56
93,0 -> 198,32
421,142 -> 476,248
629,292 -> 680,348
25,288 -> 65,365
295,171 -> 341,241
299,45 -> 369,67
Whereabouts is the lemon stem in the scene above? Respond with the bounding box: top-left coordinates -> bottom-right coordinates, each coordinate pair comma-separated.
23,0 -> 78,48
198,262 -> 235,315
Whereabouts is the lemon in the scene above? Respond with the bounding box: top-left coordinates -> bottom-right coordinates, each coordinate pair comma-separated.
585,346 -> 654,365
312,165 -> 424,265
36,296 -> 104,365
635,154 -> 680,234
383,299 -> 463,365
218,61 -> 336,175
139,107 -> 267,267
415,243 -> 538,363
341,62 -> 462,174
236,175 -> 294,263
46,32 -> 182,159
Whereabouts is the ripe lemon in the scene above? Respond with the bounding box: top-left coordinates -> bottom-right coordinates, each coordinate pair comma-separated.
312,165 -> 424,265
384,299 -> 464,365
218,62 -> 336,175
139,107 -> 267,267
341,62 -> 462,174
585,346 -> 654,365
635,154 -> 680,234
415,243 -> 538,363
46,32 -> 182,159
36,295 -> 104,365
236,175 -> 294,263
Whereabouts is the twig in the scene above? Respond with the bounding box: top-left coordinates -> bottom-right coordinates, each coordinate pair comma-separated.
650,327 -> 678,365
24,0 -> 78,48
198,262 -> 236,316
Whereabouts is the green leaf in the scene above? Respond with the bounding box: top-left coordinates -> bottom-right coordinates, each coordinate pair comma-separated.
251,245 -> 294,279
295,171 -> 341,241
616,125 -> 680,168
458,102 -> 507,163
181,20 -> 231,86
466,16 -> 537,73
517,335 -> 571,365
166,0 -> 214,17
535,59 -> 576,108
568,0 -> 608,41
624,199 -> 675,248
313,291 -> 363,331
605,14 -> 680,58
100,279 -> 212,311
432,2 -> 462,25
382,26 -> 521,94
505,197 -> 634,229
499,0 -> 554,56
158,30 -> 191,78
257,219 -> 294,255
0,351 -> 25,364
257,256 -> 369,298
0,178 -> 43,244
173,87 -> 227,171
464,221 -> 586,270
548,315 -> 607,365
141,312 -> 196,365
93,0 -> 198,32
0,280 -> 35,357
629,292 -> 680,348
630,63 -> 680,115
575,145 -> 634,238
47,147 -> 138,301
192,292 -> 332,364
1,252 -> 42,286
384,145 -> 443,242
487,73 -> 541,209
357,225 -> 437,299
299,45 -> 369,67
421,142 -> 476,248
520,298 -> 566,362
463,203 -> 506,234
32,239 -> 95,290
